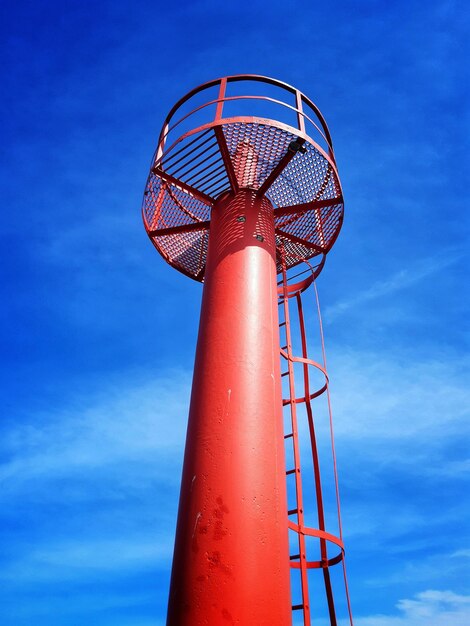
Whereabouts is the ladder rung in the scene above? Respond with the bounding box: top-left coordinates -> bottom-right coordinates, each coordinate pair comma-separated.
284,432 -> 294,439
290,554 -> 300,560
292,604 -> 304,611
288,508 -> 298,516
286,468 -> 296,475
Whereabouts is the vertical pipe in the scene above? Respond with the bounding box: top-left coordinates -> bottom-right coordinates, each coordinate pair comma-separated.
167,189 -> 292,625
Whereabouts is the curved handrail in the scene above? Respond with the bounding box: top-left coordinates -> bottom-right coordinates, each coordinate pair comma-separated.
163,95 -> 331,152
156,75 -> 335,159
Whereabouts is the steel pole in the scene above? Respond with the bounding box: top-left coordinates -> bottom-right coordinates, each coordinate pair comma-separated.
167,189 -> 292,625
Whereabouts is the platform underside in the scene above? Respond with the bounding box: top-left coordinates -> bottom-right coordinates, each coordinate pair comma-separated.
142,120 -> 344,281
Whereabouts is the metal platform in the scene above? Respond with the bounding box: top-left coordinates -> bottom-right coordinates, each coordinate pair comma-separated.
142,75 -> 344,281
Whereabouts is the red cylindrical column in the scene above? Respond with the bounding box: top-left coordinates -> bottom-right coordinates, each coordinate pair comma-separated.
167,189 -> 291,625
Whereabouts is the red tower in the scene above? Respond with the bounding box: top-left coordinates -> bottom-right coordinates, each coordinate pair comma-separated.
142,75 -> 353,625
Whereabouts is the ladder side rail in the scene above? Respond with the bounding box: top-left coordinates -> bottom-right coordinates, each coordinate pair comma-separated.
313,282 -> 355,626
296,291 -> 338,626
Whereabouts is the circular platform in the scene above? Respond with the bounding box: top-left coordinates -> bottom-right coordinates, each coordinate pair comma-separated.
142,75 -> 344,281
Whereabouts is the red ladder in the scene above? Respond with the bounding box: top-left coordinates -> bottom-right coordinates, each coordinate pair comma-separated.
279,259 -> 354,625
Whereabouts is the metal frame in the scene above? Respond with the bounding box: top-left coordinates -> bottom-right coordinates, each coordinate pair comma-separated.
142,74 -> 344,282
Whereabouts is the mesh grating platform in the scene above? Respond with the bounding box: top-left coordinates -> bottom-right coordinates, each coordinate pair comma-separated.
142,75 -> 344,281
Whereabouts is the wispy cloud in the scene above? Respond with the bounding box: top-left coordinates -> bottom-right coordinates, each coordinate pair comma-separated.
296,338 -> 469,449
451,549 -> 470,559
1,537 -> 173,583
0,371 -> 189,622
325,248 -> 465,321
327,349 -> 469,443
0,370 -> 191,492
344,589 -> 470,626
0,588 -> 164,622
290,347 -> 469,589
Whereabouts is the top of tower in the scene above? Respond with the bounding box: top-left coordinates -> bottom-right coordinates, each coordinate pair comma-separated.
142,74 -> 344,281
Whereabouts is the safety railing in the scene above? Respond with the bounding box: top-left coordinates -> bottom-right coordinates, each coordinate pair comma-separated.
153,75 -> 336,164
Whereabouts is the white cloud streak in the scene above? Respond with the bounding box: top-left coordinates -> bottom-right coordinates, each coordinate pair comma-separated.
325,249 -> 465,321
343,589 -> 470,626
0,372 -> 191,588
328,349 -> 469,444
0,370 -> 191,492
1,538 -> 173,583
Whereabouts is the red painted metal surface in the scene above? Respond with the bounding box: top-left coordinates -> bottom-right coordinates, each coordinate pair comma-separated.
167,189 -> 291,624
141,75 -> 353,625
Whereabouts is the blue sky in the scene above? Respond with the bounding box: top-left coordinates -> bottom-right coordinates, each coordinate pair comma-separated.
1,0 -> 469,624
